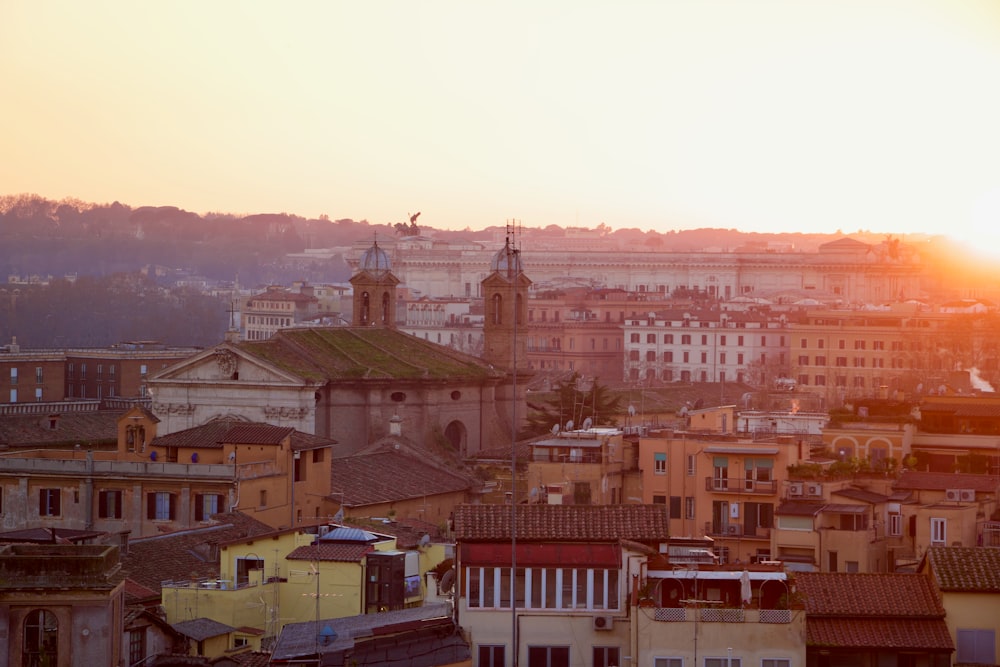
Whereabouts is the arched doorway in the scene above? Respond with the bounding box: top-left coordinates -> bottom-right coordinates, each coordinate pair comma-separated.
444,420 -> 467,453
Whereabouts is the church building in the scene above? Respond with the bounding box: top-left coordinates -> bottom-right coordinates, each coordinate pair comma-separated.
148,239 -> 530,457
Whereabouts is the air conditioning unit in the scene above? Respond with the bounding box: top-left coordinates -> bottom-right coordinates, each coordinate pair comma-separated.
727,525 -> 739,535
593,615 -> 614,631
945,489 -> 960,502
960,489 -> 976,502
806,483 -> 822,497
789,482 -> 804,497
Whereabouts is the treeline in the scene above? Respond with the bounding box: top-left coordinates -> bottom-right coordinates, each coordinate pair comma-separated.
0,273 -> 227,348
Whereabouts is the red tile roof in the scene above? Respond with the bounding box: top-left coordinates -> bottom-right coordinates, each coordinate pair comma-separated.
119,512 -> 274,593
807,618 -> 954,650
286,543 -> 373,562
796,572 -> 953,652
894,472 -> 1000,493
331,450 -> 473,506
150,419 -> 335,450
796,572 -> 945,617
925,546 -> 1000,592
453,504 -> 670,542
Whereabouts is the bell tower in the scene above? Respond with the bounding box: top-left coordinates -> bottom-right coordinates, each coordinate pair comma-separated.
350,239 -> 400,327
482,230 -> 531,370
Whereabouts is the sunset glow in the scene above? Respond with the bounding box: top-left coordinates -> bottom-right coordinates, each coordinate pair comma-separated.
2,1 -> 1000,238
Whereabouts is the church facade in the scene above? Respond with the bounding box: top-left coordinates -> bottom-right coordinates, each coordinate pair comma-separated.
149,240 -> 530,457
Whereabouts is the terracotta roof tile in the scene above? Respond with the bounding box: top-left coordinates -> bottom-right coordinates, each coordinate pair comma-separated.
331,450 -> 473,507
222,424 -> 294,445
286,543 -> 373,562
808,617 -> 953,650
796,572 -> 945,617
150,419 -> 313,449
926,546 -> 1000,592
119,512 -> 274,593
453,504 -> 670,542
0,410 -> 119,449
894,472 -> 1000,493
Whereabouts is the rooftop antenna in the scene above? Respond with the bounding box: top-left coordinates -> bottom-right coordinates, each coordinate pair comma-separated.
507,216 -> 522,667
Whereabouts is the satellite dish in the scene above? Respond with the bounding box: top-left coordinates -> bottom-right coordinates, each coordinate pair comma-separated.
565,420 -> 574,431
582,417 -> 593,430
418,534 -> 431,549
439,568 -> 456,595
551,424 -> 560,435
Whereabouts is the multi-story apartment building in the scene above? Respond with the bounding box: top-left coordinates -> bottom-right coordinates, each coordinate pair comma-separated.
788,305 -> 1000,405
400,296 -> 484,355
241,284 -> 320,341
623,309 -> 791,385
639,429 -> 808,565
0,338 -> 198,404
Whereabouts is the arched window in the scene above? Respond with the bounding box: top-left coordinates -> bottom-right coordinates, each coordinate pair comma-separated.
360,291 -> 370,324
515,293 -> 525,325
381,291 -> 390,324
23,609 -> 58,667
491,294 -> 503,325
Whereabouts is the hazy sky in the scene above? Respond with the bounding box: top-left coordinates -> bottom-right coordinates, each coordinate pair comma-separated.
3,1 -> 1000,243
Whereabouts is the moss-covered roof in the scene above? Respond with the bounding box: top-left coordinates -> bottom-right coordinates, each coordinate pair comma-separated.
237,327 -> 501,383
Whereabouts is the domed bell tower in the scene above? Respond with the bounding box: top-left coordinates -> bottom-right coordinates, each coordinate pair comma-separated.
482,236 -> 531,370
350,240 -> 400,327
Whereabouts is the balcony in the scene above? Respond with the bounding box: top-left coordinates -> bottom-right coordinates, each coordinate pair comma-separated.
652,607 -> 791,624
704,522 -> 771,539
705,477 -> 777,495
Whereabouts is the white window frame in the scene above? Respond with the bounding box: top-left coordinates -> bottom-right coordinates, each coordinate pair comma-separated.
888,513 -> 902,537
931,517 -> 947,545
654,453 -> 667,475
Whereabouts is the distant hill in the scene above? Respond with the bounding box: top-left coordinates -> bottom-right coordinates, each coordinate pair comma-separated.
2,193 -> 964,287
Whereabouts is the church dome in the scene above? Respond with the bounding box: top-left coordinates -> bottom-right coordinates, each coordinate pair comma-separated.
490,239 -> 523,275
359,241 -> 392,274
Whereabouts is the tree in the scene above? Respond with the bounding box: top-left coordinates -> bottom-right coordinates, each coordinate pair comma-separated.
521,373 -> 624,438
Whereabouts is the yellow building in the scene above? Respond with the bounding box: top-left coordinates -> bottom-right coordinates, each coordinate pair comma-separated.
161,523 -> 450,644
523,428 -> 640,506
921,546 -> 1000,667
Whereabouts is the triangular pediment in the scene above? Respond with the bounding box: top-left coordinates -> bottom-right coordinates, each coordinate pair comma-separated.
151,343 -> 310,386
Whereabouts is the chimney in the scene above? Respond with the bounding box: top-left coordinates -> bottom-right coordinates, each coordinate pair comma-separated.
389,414 -> 402,437
9,337 -> 18,353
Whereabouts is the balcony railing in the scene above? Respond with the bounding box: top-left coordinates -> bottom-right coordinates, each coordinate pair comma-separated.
652,607 -> 791,624
705,477 -> 777,495
704,522 -> 771,539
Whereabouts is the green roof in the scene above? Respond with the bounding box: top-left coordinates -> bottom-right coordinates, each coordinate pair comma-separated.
238,327 -> 501,382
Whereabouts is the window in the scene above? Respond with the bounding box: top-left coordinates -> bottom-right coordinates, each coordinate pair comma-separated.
798,355 -> 809,365
654,659 -> 683,667
10,368 -> 17,385
39,489 -> 61,516
956,629 -> 996,665
630,333 -> 640,343
528,646 -> 569,667
647,334 -> 656,344
478,645 -> 505,667
889,513 -> 902,536
646,350 -> 656,362
35,367 -> 43,383
654,453 -> 666,475
706,659 -> 740,667
23,609 -> 58,667
652,495 -> 666,505
194,494 -> 223,521
98,490 -> 122,519
762,660 -> 791,667
815,355 -> 826,365
800,338 -> 807,348
687,454 -> 696,477
129,628 -> 146,666
294,455 -> 305,482
720,335 -> 726,346
147,492 -> 176,521
629,350 -> 639,362
663,351 -> 673,362
931,517 -> 947,545
312,449 -> 324,463
664,334 -> 674,344
593,647 -> 620,667
685,496 -> 695,519
681,335 -> 691,345
468,566 -> 619,611
670,496 -> 681,519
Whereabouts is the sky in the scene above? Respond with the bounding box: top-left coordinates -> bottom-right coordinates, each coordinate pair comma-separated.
3,1 -> 1000,246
